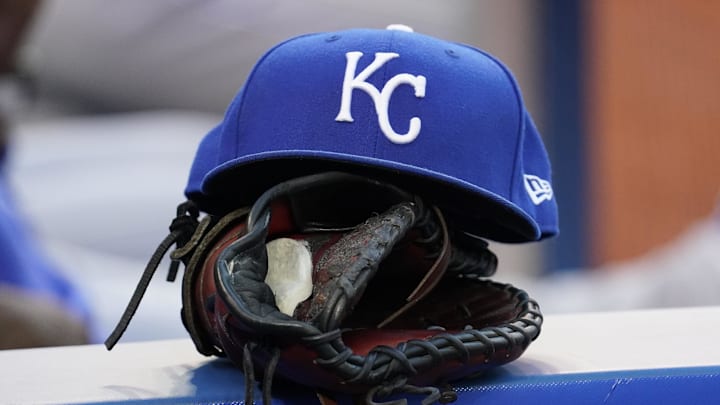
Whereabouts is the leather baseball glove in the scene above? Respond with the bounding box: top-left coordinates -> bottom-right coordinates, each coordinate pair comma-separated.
106,172 -> 542,404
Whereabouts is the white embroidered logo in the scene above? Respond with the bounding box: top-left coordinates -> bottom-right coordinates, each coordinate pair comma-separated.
335,51 -> 426,144
523,174 -> 554,205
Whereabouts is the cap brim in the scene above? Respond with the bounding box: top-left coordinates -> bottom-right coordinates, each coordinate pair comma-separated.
197,150 -> 542,243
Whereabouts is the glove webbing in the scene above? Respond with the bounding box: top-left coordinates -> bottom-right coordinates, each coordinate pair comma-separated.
300,282 -> 542,384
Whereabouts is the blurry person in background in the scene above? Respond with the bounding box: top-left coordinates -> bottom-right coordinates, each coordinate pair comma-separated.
0,0 -> 91,349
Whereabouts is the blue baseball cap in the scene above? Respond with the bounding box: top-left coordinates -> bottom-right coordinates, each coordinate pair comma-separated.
185,26 -> 558,243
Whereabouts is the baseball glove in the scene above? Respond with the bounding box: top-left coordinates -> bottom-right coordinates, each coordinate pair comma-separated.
106,172 -> 542,404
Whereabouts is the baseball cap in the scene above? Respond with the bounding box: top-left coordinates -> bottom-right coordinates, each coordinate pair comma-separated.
185,26 -> 558,243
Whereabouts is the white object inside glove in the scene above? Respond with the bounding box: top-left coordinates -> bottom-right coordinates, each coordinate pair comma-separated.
264,238 -> 314,316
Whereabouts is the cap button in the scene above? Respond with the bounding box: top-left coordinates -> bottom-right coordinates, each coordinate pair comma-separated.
386,24 -> 414,33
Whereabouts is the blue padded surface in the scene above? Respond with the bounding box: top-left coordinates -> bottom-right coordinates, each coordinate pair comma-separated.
77,362 -> 720,405
452,366 -> 720,405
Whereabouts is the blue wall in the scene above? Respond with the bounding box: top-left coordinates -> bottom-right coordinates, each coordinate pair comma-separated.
541,1 -> 588,272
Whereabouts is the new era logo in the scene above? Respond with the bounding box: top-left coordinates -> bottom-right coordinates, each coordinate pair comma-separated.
523,174 -> 553,205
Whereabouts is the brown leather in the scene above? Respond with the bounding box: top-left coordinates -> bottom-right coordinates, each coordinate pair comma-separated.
377,206 -> 451,328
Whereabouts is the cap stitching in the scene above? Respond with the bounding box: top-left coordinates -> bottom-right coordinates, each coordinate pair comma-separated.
460,45 -> 526,203
232,32 -> 321,160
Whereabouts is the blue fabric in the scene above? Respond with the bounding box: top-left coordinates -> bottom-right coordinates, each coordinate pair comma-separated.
453,366 -> 720,405
72,363 -> 720,404
0,162 -> 91,330
184,28 -> 558,243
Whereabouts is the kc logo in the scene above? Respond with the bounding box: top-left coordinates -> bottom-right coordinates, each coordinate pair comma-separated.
335,52 -> 426,144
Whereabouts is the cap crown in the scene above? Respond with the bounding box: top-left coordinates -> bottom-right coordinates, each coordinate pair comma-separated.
186,28 -> 558,242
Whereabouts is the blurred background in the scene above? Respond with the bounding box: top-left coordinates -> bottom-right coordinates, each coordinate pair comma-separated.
1,0 -> 719,344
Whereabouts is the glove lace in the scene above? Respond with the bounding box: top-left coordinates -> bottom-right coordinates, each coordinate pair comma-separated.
366,378 -> 443,405
242,343 -> 281,405
104,201 -> 200,350
412,200 -> 497,278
